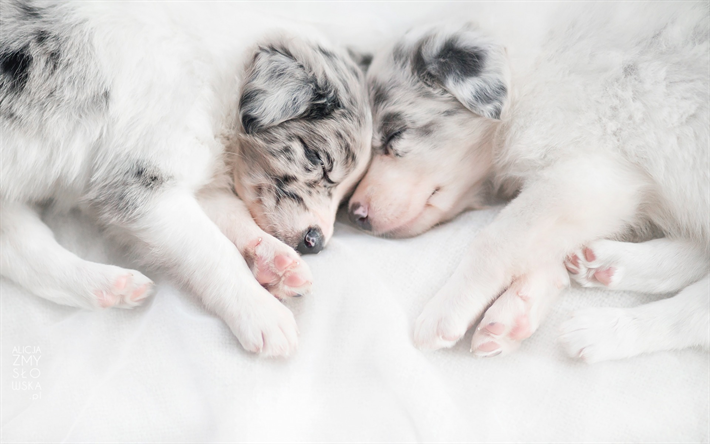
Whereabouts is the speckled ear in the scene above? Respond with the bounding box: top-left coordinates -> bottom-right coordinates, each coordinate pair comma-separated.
413,28 -> 508,120
239,46 -> 340,135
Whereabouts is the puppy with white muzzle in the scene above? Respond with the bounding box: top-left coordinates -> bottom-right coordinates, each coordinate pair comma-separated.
350,3 -> 709,362
0,1 -> 371,356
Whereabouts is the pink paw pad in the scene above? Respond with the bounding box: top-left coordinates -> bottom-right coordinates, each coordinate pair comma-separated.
484,322 -> 506,336
130,284 -> 150,302
473,341 -> 502,357
284,272 -> 307,288
583,247 -> 596,262
255,256 -> 279,285
274,255 -> 295,272
593,267 -> 615,286
509,316 -> 531,340
114,275 -> 128,291
96,290 -> 116,308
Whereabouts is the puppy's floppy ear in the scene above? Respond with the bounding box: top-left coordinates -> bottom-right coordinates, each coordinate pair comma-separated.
414,28 -> 508,120
239,47 -> 340,135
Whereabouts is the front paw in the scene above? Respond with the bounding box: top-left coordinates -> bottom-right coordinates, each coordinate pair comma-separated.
244,236 -> 313,299
565,240 -> 624,288
88,265 -> 155,309
470,265 -> 568,358
229,291 -> 299,357
414,286 -> 473,351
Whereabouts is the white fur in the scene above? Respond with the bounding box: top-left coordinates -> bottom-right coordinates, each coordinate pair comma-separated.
357,3 -> 709,362
0,3 -> 369,356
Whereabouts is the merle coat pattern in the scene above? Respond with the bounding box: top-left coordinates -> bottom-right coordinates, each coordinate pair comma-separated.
0,1 -> 372,357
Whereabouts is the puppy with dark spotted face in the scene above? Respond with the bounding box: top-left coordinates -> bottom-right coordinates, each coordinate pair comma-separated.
351,4 -> 709,363
234,43 -> 370,252
0,1 -> 371,356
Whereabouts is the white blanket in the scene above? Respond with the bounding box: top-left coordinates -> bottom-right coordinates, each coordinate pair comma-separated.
2,3 -> 708,442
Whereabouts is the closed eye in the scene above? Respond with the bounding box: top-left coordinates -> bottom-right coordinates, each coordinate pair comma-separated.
298,136 -> 335,186
382,128 -> 406,156
323,170 -> 335,185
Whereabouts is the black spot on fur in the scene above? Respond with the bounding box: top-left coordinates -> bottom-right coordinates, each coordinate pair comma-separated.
132,163 -> 165,190
322,150 -> 334,170
239,88 -> 263,134
273,178 -> 305,206
370,81 -> 389,108
303,82 -> 341,121
90,161 -> 169,224
18,3 -> 42,19
469,81 -> 507,119
344,148 -> 356,166
417,122 -> 436,137
0,46 -> 32,92
433,38 -> 485,81
380,112 -> 407,139
413,37 -> 486,88
35,30 -> 50,44
277,145 -> 294,162
278,175 -> 296,186
442,108 -> 460,117
34,31 -> 61,73
299,136 -> 322,168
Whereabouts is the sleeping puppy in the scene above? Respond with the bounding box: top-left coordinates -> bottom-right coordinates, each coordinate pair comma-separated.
349,4 -> 709,362
0,1 -> 371,356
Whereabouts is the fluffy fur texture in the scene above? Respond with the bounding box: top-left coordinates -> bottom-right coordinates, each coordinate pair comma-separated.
0,1 -> 371,356
350,3 -> 709,362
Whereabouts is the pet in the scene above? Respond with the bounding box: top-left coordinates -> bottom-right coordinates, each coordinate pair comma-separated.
0,1 -> 372,357
349,3 -> 709,362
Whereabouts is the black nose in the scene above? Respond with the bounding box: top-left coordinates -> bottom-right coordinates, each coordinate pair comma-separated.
296,226 -> 324,255
348,202 -> 371,231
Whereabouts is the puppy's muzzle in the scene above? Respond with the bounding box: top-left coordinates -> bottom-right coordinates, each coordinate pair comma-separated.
348,202 -> 371,231
297,226 -> 324,255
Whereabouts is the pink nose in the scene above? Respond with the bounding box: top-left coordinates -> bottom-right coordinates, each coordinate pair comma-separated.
348,202 -> 371,231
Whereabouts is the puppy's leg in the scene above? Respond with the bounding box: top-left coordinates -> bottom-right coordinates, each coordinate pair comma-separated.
469,262 -> 569,357
101,189 -> 298,357
0,202 -> 153,309
414,157 -> 645,351
560,275 -> 710,363
198,188 -> 312,298
566,238 -> 709,293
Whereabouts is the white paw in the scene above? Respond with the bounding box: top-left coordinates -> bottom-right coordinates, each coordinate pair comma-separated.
244,235 -> 312,299
413,284 -> 473,351
559,307 -> 641,363
229,291 -> 299,357
470,266 -> 568,357
565,240 -> 624,288
89,265 -> 154,309
470,284 -> 532,357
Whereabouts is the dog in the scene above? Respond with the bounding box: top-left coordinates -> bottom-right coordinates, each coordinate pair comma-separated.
349,3 -> 709,362
0,1 -> 372,357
